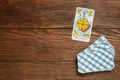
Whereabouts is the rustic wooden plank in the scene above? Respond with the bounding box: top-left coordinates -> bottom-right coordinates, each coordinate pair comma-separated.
0,62 -> 120,80
0,29 -> 120,62
0,0 -> 119,28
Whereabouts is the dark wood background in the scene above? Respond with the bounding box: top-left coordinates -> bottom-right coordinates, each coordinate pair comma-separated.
0,0 -> 120,80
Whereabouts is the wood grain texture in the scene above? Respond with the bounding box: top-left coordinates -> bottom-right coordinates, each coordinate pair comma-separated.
0,0 -> 120,28
0,62 -> 120,80
0,0 -> 120,80
0,29 -> 120,62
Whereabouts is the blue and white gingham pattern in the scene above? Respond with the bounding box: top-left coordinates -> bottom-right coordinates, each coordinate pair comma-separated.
77,36 -> 115,74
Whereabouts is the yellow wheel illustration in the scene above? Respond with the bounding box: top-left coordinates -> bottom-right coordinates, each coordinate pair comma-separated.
77,18 -> 89,32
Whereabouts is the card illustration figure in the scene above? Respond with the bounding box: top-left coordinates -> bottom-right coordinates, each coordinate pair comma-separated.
72,7 -> 95,42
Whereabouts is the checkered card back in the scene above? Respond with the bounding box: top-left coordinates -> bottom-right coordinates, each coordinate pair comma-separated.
77,36 -> 115,74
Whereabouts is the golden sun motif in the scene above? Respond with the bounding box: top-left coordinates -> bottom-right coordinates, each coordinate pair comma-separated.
77,18 -> 89,32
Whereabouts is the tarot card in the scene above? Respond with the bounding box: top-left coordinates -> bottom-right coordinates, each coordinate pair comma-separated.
72,7 -> 95,42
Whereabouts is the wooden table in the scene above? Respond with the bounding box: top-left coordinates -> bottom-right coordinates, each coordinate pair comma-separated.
0,0 -> 120,80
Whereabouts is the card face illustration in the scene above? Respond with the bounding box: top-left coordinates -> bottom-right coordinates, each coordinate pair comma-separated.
72,7 -> 95,42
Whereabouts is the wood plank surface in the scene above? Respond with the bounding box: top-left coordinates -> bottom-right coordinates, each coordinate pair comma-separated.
0,0 -> 120,80
0,29 -> 120,80
0,62 -> 120,80
0,0 -> 119,28
0,29 -> 120,62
